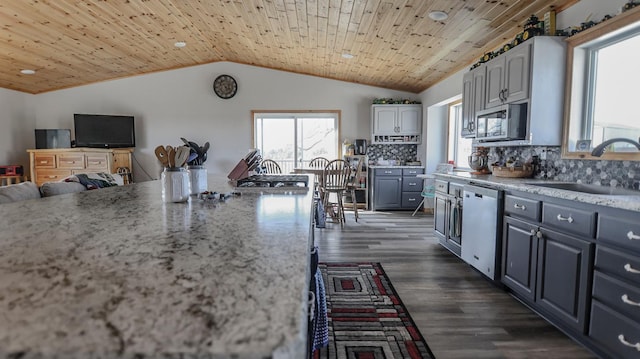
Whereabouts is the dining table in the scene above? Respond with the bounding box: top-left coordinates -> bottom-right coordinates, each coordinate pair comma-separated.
0,175 -> 315,358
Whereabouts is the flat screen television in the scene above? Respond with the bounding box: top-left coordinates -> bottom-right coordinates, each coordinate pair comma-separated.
74,114 -> 136,148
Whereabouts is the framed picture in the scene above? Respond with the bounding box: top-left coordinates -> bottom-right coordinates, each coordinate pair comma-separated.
576,139 -> 591,151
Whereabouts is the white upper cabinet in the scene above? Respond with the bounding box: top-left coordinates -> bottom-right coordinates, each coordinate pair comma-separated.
461,65 -> 486,138
371,104 -> 422,144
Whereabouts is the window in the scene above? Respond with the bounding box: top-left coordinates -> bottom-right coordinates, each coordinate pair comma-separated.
564,10 -> 640,159
447,101 -> 473,168
253,111 -> 340,173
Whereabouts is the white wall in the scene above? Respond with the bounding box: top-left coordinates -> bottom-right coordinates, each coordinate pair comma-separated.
25,62 -> 416,181
417,0 -> 630,172
0,88 -> 33,169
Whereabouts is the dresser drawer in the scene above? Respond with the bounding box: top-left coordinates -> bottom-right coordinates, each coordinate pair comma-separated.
375,168 -> 402,176
435,180 -> 448,193
598,213 -> 640,253
504,195 -> 541,222
85,153 -> 110,171
57,154 -> 85,169
402,177 -> 423,192
37,169 -> 72,184
542,202 -> 596,238
593,271 -> 640,322
34,154 -> 56,168
595,246 -> 640,286
402,168 -> 424,176
589,300 -> 640,359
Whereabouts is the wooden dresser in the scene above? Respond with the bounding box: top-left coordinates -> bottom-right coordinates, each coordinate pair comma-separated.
27,148 -> 133,186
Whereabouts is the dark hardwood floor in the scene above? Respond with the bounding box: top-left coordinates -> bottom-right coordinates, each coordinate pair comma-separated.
314,210 -> 597,359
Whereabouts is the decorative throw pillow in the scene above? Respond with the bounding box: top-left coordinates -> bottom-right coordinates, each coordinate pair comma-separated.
0,181 -> 41,204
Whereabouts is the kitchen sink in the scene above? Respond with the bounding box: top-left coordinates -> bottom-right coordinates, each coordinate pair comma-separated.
526,182 -> 640,196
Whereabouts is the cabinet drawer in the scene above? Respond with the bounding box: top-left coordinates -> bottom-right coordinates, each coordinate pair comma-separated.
85,153 -> 110,171
504,195 -> 541,222
449,182 -> 464,197
375,168 -> 402,176
595,246 -> 640,286
402,168 -> 424,176
593,271 -> 640,322
598,214 -> 640,253
34,154 -> 56,168
435,180 -> 448,193
541,202 -> 596,238
57,154 -> 85,169
402,192 -> 422,208
402,177 -> 423,192
589,300 -> 640,359
37,169 -> 72,183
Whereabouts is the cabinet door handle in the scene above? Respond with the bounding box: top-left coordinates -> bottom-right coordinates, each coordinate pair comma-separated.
617,334 -> 640,351
624,263 -> 640,274
530,229 -> 536,236
627,231 -> 640,240
384,171 -> 392,174
514,203 -> 526,210
621,294 -> 640,307
556,214 -> 574,223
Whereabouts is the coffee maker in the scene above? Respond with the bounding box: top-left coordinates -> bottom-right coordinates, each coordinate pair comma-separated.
354,139 -> 367,155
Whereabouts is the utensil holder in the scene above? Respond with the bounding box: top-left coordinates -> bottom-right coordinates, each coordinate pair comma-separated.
187,165 -> 207,195
161,167 -> 190,203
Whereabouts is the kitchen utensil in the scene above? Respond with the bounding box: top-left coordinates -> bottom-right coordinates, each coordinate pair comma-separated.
155,146 -> 169,167
167,146 -> 175,168
174,146 -> 190,167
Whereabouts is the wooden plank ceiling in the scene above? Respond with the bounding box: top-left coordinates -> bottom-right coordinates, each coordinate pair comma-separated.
0,0 -> 577,94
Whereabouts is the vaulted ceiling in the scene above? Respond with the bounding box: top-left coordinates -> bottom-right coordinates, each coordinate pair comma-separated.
1,0 -> 578,94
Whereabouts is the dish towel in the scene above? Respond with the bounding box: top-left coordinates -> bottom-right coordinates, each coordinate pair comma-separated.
312,267 -> 329,351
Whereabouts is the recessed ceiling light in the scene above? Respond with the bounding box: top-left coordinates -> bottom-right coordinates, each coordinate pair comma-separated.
174,41 -> 187,48
342,53 -> 354,59
428,11 -> 448,21
20,69 -> 36,75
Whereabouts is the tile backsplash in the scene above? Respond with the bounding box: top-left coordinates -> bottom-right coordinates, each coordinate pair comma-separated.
488,146 -> 640,190
367,144 -> 418,164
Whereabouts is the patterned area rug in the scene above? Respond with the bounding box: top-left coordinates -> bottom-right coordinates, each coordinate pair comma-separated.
315,262 -> 435,359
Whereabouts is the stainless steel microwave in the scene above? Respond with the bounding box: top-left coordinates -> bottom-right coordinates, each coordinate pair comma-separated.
475,103 -> 528,141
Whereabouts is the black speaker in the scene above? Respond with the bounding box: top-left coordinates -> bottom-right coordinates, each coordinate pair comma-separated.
35,129 -> 71,149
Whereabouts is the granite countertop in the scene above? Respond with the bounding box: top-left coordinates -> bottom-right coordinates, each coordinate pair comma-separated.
434,172 -> 640,212
369,165 -> 424,169
0,176 -> 315,358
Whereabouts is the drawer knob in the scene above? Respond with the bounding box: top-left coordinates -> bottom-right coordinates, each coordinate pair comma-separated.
617,334 -> 640,351
624,263 -> 640,274
514,203 -> 526,210
627,231 -> 640,240
621,294 -> 640,307
556,214 -> 574,223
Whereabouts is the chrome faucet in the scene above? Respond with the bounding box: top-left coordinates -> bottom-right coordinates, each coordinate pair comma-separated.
590,137 -> 640,157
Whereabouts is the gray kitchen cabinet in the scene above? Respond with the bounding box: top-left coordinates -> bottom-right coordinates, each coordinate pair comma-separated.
501,192 -> 594,334
588,207 -> 640,359
485,41 -> 530,109
461,64 -> 485,138
434,179 -> 463,257
370,167 -> 425,211
371,105 -> 422,144
370,168 -> 402,210
401,168 -> 424,209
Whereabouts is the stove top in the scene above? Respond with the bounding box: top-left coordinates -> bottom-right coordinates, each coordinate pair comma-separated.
236,174 -> 309,188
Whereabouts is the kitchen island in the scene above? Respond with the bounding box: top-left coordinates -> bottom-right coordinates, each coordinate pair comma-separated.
0,176 -> 315,358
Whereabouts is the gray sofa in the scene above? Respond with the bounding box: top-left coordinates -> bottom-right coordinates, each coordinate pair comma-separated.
0,181 -> 87,204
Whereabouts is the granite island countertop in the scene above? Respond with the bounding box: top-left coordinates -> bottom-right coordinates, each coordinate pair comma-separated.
434,171 -> 640,212
0,176 -> 315,359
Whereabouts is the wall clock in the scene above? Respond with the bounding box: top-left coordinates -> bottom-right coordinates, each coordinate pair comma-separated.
213,74 -> 237,99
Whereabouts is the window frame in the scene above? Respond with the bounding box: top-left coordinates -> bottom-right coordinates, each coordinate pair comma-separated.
446,100 -> 472,169
251,110 -> 341,171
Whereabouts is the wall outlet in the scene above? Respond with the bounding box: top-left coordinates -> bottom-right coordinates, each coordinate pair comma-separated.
540,149 -> 547,160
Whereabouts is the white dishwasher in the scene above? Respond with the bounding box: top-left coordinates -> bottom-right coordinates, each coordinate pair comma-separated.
461,184 -> 503,280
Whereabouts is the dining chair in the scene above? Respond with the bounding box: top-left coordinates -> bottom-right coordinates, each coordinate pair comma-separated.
321,159 -> 351,227
345,156 -> 363,222
309,157 -> 329,169
260,159 -> 282,174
